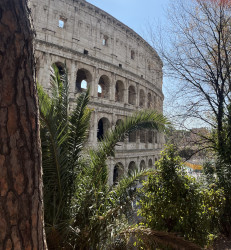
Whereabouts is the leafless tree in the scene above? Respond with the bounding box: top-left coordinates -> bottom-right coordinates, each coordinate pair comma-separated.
151,0 -> 231,155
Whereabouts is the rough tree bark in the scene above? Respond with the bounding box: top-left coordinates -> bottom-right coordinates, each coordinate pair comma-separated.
0,0 -> 47,249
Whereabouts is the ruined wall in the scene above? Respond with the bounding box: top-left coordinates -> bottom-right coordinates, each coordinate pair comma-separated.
30,0 -> 165,184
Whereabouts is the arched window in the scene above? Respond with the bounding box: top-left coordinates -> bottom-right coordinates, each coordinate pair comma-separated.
139,89 -> 145,107
148,159 -> 153,168
140,160 -> 146,171
113,162 -> 124,184
128,85 -> 136,105
148,130 -> 153,143
131,50 -> 135,60
147,93 -> 152,108
128,161 -> 136,175
76,68 -> 92,92
129,131 -> 136,143
115,80 -> 124,102
102,35 -> 108,46
140,130 -> 146,143
154,132 -> 158,144
116,119 -> 124,142
153,95 -> 157,109
98,75 -> 110,99
52,62 -> 65,76
97,117 -> 110,141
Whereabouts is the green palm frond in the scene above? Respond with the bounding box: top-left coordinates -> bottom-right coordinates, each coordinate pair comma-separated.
38,64 -> 91,248
69,88 -> 91,166
110,169 -> 156,201
89,110 -> 168,187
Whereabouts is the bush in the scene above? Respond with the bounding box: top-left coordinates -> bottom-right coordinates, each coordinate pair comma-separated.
138,145 -> 225,246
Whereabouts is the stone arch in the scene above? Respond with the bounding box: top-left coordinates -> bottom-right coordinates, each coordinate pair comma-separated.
115,80 -> 124,102
154,132 -> 158,144
131,50 -> 135,60
113,162 -> 124,184
97,117 -> 110,141
128,85 -> 136,105
129,131 -> 136,143
128,161 -> 136,175
139,89 -> 145,107
140,160 -> 146,171
76,68 -> 92,92
98,75 -> 110,99
102,35 -> 109,46
153,95 -> 157,109
116,119 -> 124,142
140,130 -> 146,143
147,92 -> 152,108
52,62 -> 65,76
148,130 -> 153,143
148,159 -> 153,168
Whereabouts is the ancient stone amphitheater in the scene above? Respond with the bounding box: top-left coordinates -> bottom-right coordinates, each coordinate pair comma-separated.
30,0 -> 164,184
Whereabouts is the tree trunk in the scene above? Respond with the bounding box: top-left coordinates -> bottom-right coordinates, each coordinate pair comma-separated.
0,0 -> 47,249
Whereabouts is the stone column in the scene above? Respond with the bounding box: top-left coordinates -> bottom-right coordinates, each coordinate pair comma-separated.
69,60 -> 77,96
110,73 -> 115,101
91,67 -> 98,98
124,79 -> 129,104
136,82 -> 139,108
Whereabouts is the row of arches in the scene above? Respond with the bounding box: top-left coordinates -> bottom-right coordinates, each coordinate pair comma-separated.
54,62 -> 160,108
113,158 -> 158,184
97,117 -> 159,143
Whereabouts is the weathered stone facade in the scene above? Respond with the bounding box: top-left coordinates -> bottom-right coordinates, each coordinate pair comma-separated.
29,0 -> 164,184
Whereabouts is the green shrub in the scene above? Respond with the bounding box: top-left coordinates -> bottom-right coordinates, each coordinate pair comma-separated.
138,145 -> 225,246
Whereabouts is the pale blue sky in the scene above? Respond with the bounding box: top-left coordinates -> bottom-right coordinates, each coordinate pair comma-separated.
86,0 -> 170,36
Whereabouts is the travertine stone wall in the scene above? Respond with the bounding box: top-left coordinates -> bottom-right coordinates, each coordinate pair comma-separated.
30,0 -> 165,184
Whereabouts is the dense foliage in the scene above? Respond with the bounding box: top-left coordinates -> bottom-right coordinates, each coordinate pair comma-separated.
138,145 -> 225,247
38,65 -> 167,249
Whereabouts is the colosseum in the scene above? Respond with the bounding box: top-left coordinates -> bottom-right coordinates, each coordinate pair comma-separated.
30,0 -> 165,184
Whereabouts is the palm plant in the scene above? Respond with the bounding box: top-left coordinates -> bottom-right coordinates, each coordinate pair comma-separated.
38,64 -> 168,249
38,65 -> 92,248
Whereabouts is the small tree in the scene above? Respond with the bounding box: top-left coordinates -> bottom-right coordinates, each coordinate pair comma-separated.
138,145 -> 225,246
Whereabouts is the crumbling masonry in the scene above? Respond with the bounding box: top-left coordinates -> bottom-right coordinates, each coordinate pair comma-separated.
30,0 -> 165,184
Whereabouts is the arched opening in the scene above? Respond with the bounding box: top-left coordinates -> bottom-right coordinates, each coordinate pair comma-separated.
154,132 -> 158,144
98,75 -> 110,99
116,119 -> 124,142
147,93 -> 152,108
153,95 -> 157,109
115,80 -> 124,102
148,159 -> 153,168
129,131 -> 136,143
140,160 -> 146,171
102,35 -> 108,46
76,68 -> 92,92
113,162 -> 124,184
140,130 -> 146,143
131,50 -> 135,60
97,117 -> 110,141
148,130 -> 153,143
53,62 -> 65,76
128,85 -> 136,105
139,89 -> 145,107
128,161 -> 136,175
